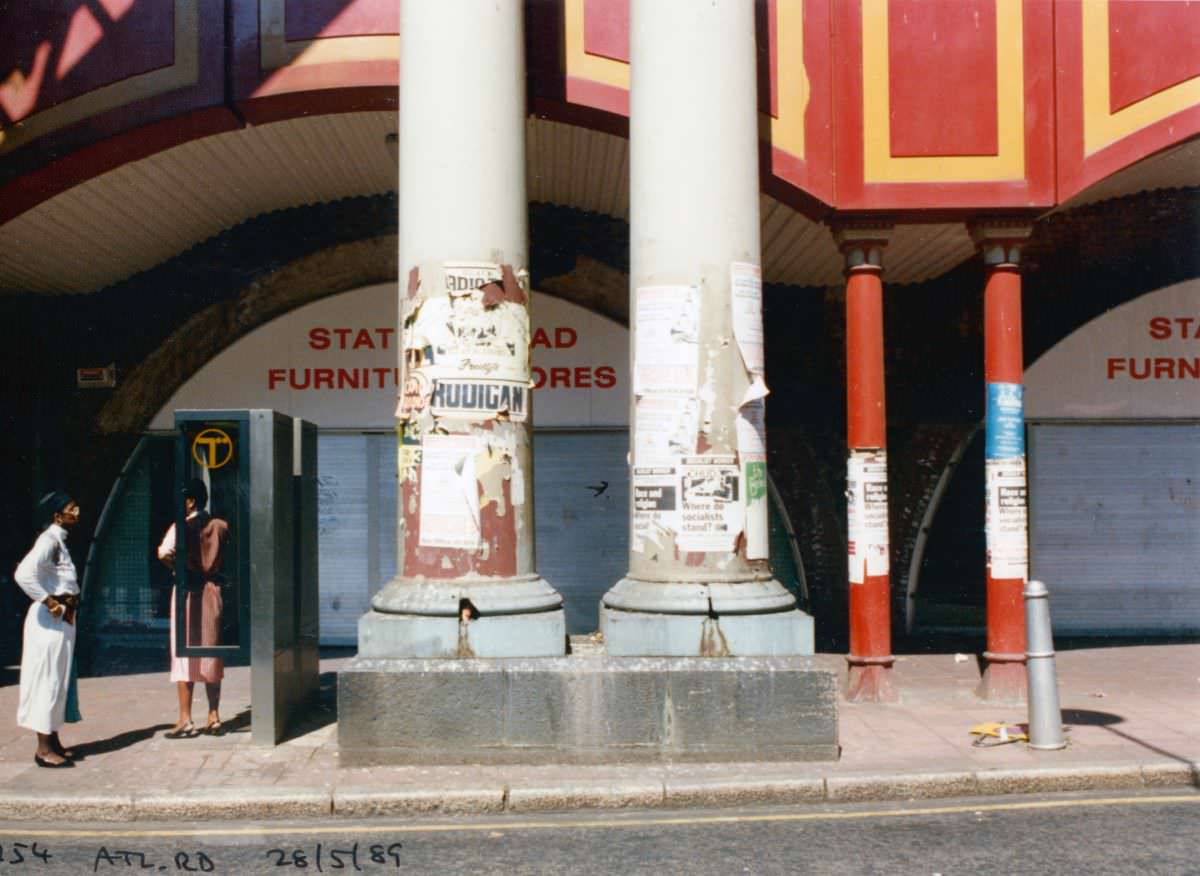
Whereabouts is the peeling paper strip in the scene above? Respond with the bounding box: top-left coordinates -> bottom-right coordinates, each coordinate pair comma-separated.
418,434 -> 481,550
634,285 -> 700,397
742,374 -> 770,407
731,262 -> 764,375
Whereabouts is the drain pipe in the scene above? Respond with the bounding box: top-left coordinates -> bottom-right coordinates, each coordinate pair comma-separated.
1024,579 -> 1066,750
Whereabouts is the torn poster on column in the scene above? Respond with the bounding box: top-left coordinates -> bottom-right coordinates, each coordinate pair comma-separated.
429,377 -> 528,421
985,457 -> 1028,581
404,264 -> 531,389
634,396 -> 700,466
731,262 -> 764,376
737,399 -> 769,559
847,452 -> 889,583
634,285 -> 700,397
632,466 -> 678,553
677,455 -> 743,552
418,433 -> 481,549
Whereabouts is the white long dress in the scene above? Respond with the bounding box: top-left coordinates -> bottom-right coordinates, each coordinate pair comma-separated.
13,524 -> 79,734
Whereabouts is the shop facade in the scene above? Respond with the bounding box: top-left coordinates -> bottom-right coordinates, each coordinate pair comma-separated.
1,1 -> 1198,682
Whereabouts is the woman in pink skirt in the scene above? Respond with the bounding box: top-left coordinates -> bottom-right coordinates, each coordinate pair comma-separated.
157,478 -> 229,738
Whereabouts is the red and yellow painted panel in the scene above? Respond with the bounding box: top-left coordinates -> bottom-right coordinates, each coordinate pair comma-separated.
833,0 -> 1055,210
231,0 -> 398,121
564,0 -> 834,210
0,0 -> 223,160
1057,0 -> 1200,201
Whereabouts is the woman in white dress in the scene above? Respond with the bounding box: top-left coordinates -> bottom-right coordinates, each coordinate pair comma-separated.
14,491 -> 81,768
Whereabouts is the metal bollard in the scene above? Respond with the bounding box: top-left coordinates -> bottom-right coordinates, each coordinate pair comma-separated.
1024,579 -> 1067,750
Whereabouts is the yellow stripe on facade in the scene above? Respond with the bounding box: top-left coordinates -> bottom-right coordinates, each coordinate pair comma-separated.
564,0 -> 630,91
1082,0 -> 1200,157
770,0 -> 808,162
862,0 -> 1025,184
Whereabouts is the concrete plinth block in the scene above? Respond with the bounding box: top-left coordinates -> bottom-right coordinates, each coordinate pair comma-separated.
600,606 -> 813,656
357,611 -> 459,658
466,610 -> 567,658
357,609 -> 567,658
338,651 -> 838,765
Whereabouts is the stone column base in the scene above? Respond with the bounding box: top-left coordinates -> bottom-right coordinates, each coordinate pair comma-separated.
599,605 -> 813,657
358,608 -> 566,659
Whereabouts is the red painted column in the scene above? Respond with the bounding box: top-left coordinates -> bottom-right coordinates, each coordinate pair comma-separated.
972,223 -> 1034,702
836,226 -> 897,703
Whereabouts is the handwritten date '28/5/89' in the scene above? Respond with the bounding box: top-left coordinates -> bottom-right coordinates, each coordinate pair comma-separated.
87,842 -> 403,872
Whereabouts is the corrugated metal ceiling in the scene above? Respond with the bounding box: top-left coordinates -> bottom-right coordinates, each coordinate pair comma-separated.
0,112 -> 1188,297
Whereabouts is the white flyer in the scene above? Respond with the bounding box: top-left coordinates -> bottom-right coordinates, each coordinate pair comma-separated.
418,434 -> 481,549
847,452 -> 889,582
986,457 -> 1028,581
634,285 -> 700,396
731,262 -> 764,375
634,396 -> 700,466
677,455 -> 744,552
632,466 -> 678,553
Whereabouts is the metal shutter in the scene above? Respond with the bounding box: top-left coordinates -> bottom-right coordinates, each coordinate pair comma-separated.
1029,423 -> 1200,634
317,434 -> 396,645
533,431 -> 630,634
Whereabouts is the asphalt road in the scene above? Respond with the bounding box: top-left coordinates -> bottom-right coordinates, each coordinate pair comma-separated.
2,790 -> 1197,875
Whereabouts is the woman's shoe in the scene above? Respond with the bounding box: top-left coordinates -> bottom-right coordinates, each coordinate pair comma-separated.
164,720 -> 196,739
34,754 -> 73,768
203,720 -> 224,736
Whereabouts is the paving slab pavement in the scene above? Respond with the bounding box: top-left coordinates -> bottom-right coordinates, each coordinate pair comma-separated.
0,644 -> 1195,821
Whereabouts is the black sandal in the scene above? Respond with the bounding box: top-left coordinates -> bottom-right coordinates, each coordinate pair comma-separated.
164,720 -> 196,739
34,754 -> 73,769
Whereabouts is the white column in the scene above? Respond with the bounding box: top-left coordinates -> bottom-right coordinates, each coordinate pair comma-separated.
363,0 -> 565,658
600,0 -> 812,656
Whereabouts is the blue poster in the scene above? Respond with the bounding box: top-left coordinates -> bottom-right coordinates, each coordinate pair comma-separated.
986,382 -> 1024,459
